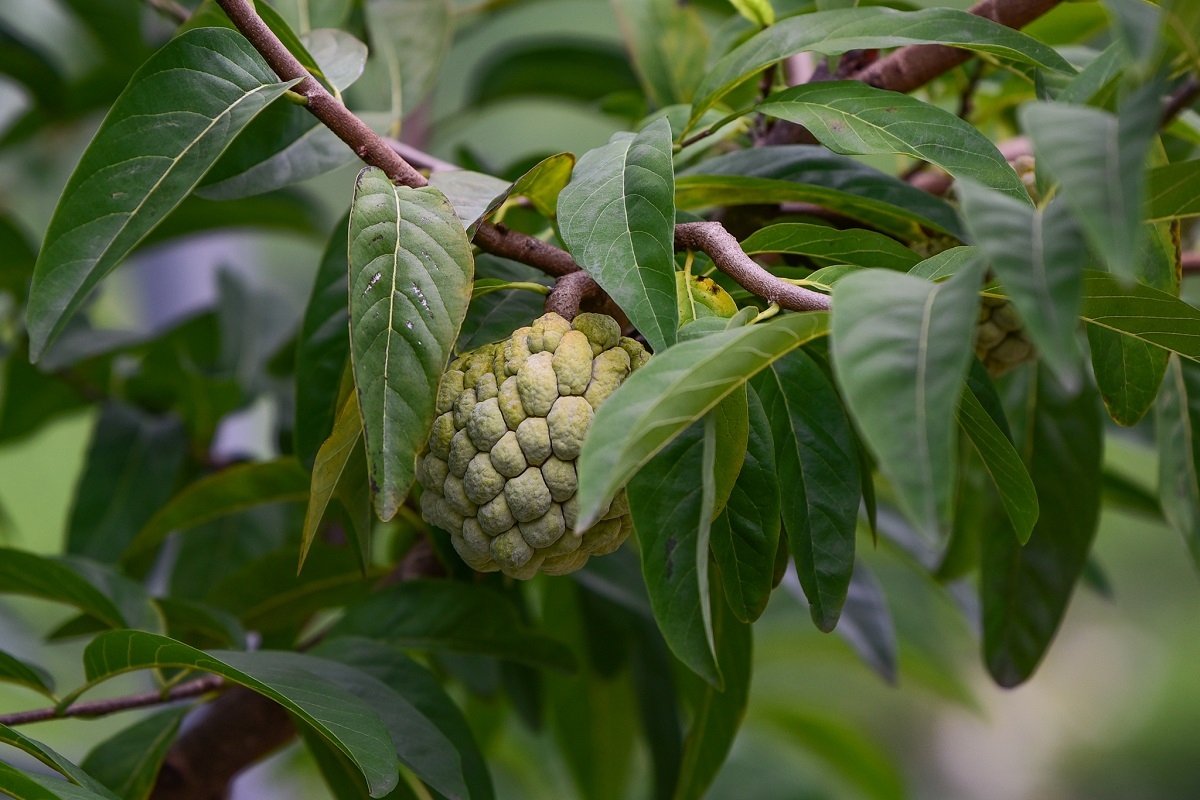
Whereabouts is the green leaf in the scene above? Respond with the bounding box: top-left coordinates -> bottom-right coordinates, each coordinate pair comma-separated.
0,650 -> 55,699
629,417 -> 720,686
679,146 -> 963,240
142,189 -> 325,246
296,215 -> 352,467
65,404 -> 186,564
80,632 -> 400,797
1056,42 -> 1124,105
329,580 -> 576,672
575,312 -> 830,530
672,583 -> 751,800
0,724 -> 117,798
82,708 -> 187,800
312,637 -> 495,800
612,0 -> 708,107
710,387 -> 780,624
1020,87 -> 1160,281
739,223 -> 921,271
831,560 -> 897,684
271,0 -> 352,31
752,349 -> 860,631
982,367 -> 1104,687
304,29 -> 370,92
155,597 -> 247,649
0,761 -> 115,800
758,83 -> 1029,203
502,152 -> 576,219
1156,356 -> 1200,571
24,28 -> 300,359
125,460 -> 310,565
1079,270 -> 1200,361
831,261 -> 984,545
559,120 -> 678,352
728,0 -> 774,27
958,388 -> 1039,544
301,393 -> 372,573
302,730 -> 420,800
1147,159 -> 1200,221
0,548 -> 134,629
365,0 -> 451,127
348,168 -> 474,522
957,184 -> 1086,390
428,170 -> 512,236
907,246 -> 981,282
691,7 -> 1073,124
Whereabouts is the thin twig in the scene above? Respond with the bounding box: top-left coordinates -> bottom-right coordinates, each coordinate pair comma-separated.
145,0 -> 191,24
385,138 -> 459,173
0,675 -> 223,727
544,271 -> 604,320
1162,75 -> 1200,127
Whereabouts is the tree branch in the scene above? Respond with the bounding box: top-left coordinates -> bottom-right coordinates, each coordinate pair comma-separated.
675,222 -> 831,312
0,676 -> 224,727
1163,75 -> 1200,127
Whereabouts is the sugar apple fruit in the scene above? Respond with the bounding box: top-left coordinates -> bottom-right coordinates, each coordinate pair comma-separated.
416,311 -> 650,579
975,295 -> 1034,377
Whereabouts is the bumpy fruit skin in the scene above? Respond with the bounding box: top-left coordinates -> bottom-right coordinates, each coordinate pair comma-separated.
975,295 -> 1034,377
416,312 -> 649,579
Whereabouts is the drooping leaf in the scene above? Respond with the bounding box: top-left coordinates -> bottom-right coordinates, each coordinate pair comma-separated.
500,152 -> 576,219
329,580 -> 576,673
752,349 -> 860,631
831,560 -> 897,685
81,708 -> 187,800
296,215 -> 352,467
576,312 -> 830,530
1157,356 -> 1200,571
958,388 -> 1039,544
559,119 -> 678,353
155,597 -> 247,649
348,169 -> 474,522
364,0 -> 452,127
302,730 -> 420,800
301,393 -> 372,573
612,0 -> 709,108
1079,270 -> 1200,361
758,83 -> 1029,203
80,631 -> 400,797
831,261 -> 984,545
1147,159 -> 1200,221
25,28 -> 300,359
982,366 -> 1104,687
0,548 -> 133,629
691,7 -> 1073,124
65,404 -> 187,564
0,650 -> 55,699
629,417 -> 720,686
1021,86 -> 1161,281
710,387 -> 780,624
739,223 -> 921,271
124,460 -> 310,565
957,184 -> 1086,391
0,723 -> 117,798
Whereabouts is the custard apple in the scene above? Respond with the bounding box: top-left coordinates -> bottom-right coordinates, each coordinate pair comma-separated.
975,295 -> 1034,377
416,311 -> 650,579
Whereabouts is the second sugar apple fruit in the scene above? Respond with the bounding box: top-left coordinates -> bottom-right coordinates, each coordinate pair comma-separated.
416,311 -> 650,579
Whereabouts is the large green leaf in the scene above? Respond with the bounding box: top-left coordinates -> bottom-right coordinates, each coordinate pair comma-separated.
575,312 -> 830,530
0,762 -> 115,800
958,388 -> 1039,544
559,119 -> 678,352
365,0 -> 451,126
428,170 -> 512,236
24,28 -> 299,359
758,83 -> 1029,203
831,261 -> 984,545
629,417 -> 720,686
0,723 -> 117,799
710,387 -> 780,624
81,708 -> 187,800
1021,87 -> 1160,281
301,393 -> 372,574
0,649 -> 55,699
124,459 -> 310,565
691,7 -> 1072,124
79,631 -> 400,797
348,169 -> 474,522
752,349 -> 860,631
957,184 -> 1086,390
679,146 -> 963,239
1156,356 -> 1200,571
739,223 -> 920,271
296,215 -> 352,468
1147,159 -> 1200,221
982,367 -> 1104,687
612,0 -> 708,107
1079,270 -> 1200,361
329,580 -> 576,672
65,404 -> 186,564
0,548 -> 135,629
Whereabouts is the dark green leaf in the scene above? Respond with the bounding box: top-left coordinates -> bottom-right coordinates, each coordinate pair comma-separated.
833,560 -> 897,684
559,120 -> 678,352
1156,356 -> 1200,570
81,708 -> 187,800
710,387 -> 780,623
831,261 -> 983,545
330,580 -> 576,672
576,312 -> 830,530
0,723 -> 117,798
125,460 -> 310,565
141,189 -> 325,246
365,0 -> 451,123
629,417 -> 719,686
982,366 -> 1104,686
66,404 -> 186,563
958,388 -> 1039,544
303,730 -> 421,800
739,223 -> 921,271
0,761 -> 114,800
301,393 -> 372,573
80,632 -> 400,797
25,29 -> 300,359
759,83 -> 1029,203
907,246 -> 981,282
467,42 -> 640,108
612,0 -> 708,107
0,650 -> 55,699
428,170 -> 511,236
1080,270 -> 1200,361
0,548 -> 133,629
957,185 -> 1086,390
348,168 -> 474,522
1147,159 -> 1200,221
752,349 -> 860,631
692,7 -> 1072,124
155,597 -> 247,649
456,257 -> 553,351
